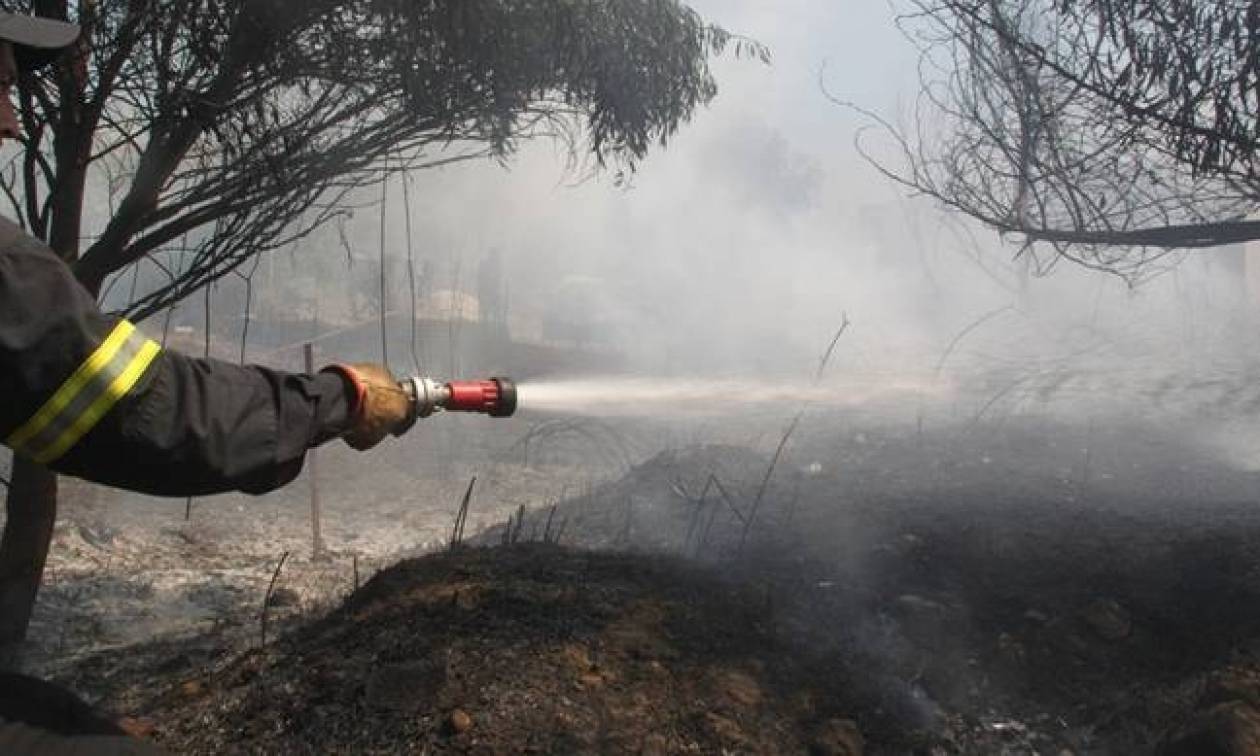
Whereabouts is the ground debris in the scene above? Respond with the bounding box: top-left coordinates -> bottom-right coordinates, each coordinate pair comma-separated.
140,545 -> 860,754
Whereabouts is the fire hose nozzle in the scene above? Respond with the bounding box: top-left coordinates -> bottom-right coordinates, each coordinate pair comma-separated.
400,376 -> 517,420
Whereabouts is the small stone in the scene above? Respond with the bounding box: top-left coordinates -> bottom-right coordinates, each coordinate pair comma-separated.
1023,609 -> 1051,624
713,669 -> 762,708
811,718 -> 864,756
447,708 -> 473,734
117,717 -> 157,738
180,680 -> 203,698
560,644 -> 593,672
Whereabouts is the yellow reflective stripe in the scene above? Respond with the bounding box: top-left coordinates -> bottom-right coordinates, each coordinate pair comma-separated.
6,321 -> 137,453
32,339 -> 161,465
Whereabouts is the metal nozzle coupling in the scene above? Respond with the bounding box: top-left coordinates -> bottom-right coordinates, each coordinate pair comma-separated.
400,376 -> 517,419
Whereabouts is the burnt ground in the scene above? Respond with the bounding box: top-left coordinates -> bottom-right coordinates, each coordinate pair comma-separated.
25,413 -> 1260,754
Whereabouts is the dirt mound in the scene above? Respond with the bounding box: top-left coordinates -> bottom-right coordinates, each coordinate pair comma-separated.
145,544 -> 863,755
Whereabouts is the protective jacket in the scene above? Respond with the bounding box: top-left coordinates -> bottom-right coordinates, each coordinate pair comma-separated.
0,216 -> 353,496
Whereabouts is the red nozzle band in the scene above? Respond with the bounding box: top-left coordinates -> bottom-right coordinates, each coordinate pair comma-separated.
444,378 -> 517,416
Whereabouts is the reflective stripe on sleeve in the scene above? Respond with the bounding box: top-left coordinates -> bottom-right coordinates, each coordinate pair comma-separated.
6,320 -> 162,465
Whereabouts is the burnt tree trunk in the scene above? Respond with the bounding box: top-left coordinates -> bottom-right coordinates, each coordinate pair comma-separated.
0,458 -> 58,668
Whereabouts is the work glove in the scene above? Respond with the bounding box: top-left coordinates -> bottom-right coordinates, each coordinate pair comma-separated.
321,363 -> 414,450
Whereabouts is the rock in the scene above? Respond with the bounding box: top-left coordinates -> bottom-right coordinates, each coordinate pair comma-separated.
266,587 -> 301,609
703,712 -> 747,745
1081,598 -> 1131,641
365,659 -> 446,712
1161,700 -> 1260,756
811,718 -> 864,756
1023,609 -> 1051,624
117,717 -> 157,738
447,709 -> 473,735
77,523 -> 115,549
560,643 -> 593,672
713,669 -> 763,708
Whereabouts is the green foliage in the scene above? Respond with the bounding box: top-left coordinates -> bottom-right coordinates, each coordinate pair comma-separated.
0,0 -> 756,315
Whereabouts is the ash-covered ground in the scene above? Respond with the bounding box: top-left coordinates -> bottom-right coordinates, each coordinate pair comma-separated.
9,386 -> 1260,753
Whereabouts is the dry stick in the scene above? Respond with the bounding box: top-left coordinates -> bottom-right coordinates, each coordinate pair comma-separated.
740,315 -> 851,554
401,173 -> 423,375
739,411 -> 803,553
186,285 -> 214,522
553,517 -> 569,546
697,501 -> 722,557
260,550 -> 290,646
304,343 -> 325,560
378,172 -> 390,367
934,305 -> 1014,378
352,554 -> 360,591
449,476 -> 476,549
542,503 -> 558,544
237,255 -> 262,364
511,504 -> 526,544
971,375 -> 1031,424
683,475 -> 715,555
709,475 -> 746,526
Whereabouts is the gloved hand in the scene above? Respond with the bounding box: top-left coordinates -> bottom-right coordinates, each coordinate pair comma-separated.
321,363 -> 414,450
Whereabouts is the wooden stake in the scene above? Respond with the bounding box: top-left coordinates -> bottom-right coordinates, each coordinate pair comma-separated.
304,343 -> 325,560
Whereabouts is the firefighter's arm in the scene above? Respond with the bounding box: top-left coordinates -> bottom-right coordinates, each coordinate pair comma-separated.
0,218 -> 405,497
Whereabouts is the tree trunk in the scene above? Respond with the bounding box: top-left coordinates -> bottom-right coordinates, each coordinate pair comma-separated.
0,457 -> 58,669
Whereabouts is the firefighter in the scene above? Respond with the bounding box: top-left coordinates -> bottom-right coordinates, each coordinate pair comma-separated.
0,10 -> 412,753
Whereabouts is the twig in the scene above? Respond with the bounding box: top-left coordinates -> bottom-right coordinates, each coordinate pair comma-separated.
740,315 -> 851,555
185,285 -> 214,523
378,172 -> 390,367
709,474 -> 746,526
542,503 -> 558,543
815,312 -> 851,382
697,502 -> 722,557
260,550 -> 290,646
740,412 -> 803,553
511,504 -> 526,544
449,476 -> 476,550
683,475 -> 715,554
352,554 -> 360,591
934,306 -> 1014,378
